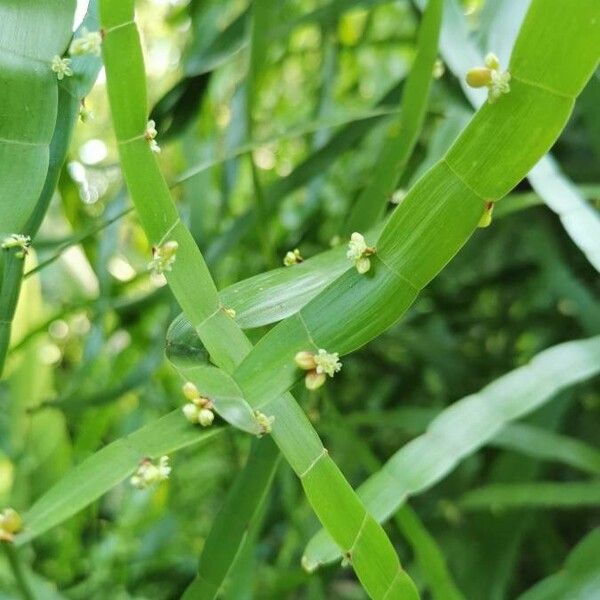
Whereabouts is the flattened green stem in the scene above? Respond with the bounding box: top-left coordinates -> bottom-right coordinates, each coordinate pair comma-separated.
226,0 -> 599,420
100,2 -> 417,597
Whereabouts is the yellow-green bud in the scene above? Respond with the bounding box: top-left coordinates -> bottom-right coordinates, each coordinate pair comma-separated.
478,202 -> 494,228
283,248 -> 303,266
466,67 -> 492,88
254,411 -> 275,436
295,350 -> 317,371
305,371 -> 326,390
355,256 -> 371,274
484,52 -> 500,70
0,508 -> 23,534
198,408 -> 215,427
182,381 -> 200,401
182,403 -> 200,423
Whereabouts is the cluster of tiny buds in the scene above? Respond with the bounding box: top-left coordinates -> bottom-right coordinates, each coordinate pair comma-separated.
1,234 -> 31,258
130,456 -> 171,489
145,120 -> 161,154
51,29 -> 103,80
478,201 -> 494,228
254,410 -> 275,436
181,382 -> 215,427
432,58 -> 445,79
283,248 -> 303,266
346,232 -> 376,274
148,240 -> 178,276
466,52 -> 511,104
295,349 -> 342,390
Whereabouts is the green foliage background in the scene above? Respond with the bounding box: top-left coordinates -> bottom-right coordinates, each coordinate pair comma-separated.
0,0 -> 598,598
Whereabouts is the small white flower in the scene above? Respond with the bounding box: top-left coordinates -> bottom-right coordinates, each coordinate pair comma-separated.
313,349 -> 342,377
296,349 -> 342,390
283,248 -> 303,266
224,307 -> 236,319
130,456 -> 171,489
157,456 -> 171,480
51,55 -> 73,80
69,28 -> 102,56
346,232 -> 368,261
346,232 -> 375,274
145,120 -> 161,153
2,234 -> 31,258
254,411 -> 274,436
148,240 -> 178,275
488,69 -> 511,103
465,52 -> 510,104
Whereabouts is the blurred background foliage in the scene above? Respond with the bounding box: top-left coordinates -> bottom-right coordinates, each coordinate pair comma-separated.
0,0 -> 598,598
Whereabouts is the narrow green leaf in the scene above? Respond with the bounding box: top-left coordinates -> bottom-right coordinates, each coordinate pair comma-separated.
344,0 -> 442,233
459,481 -> 600,511
14,411 -> 223,545
492,423 -> 600,476
182,439 -> 280,599
516,529 -> 600,600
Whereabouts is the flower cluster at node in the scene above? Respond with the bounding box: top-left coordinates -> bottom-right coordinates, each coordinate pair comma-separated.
346,232 -> 376,274
130,456 -> 171,489
51,55 -> 73,80
69,28 -> 102,56
2,234 -> 31,258
283,248 -> 303,266
466,53 -> 511,104
478,201 -> 494,228
148,240 -> 178,275
51,28 -> 102,81
145,120 -> 161,153
295,349 -> 342,390
254,410 -> 275,436
181,382 -> 215,427
0,508 -> 23,542
224,307 -> 236,319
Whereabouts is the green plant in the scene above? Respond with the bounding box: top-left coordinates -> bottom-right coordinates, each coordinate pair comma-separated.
1,0 -> 598,598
